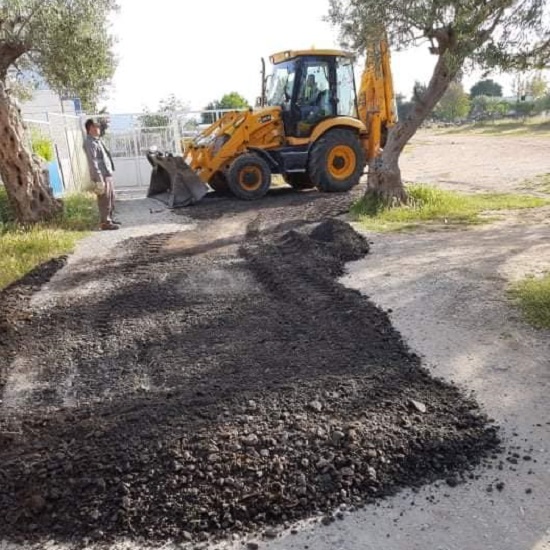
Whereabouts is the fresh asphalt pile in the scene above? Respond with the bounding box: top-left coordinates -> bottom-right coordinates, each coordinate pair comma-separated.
0,189 -> 501,547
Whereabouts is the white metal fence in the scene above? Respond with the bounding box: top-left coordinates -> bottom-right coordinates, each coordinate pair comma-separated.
89,109 -> 247,189
20,108 -> 247,193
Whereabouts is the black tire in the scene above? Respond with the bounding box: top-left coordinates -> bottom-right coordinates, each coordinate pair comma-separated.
227,154 -> 271,200
208,172 -> 229,193
285,173 -> 316,190
309,129 -> 366,192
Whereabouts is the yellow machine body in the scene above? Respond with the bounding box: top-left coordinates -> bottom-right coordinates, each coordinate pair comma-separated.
147,41 -> 397,206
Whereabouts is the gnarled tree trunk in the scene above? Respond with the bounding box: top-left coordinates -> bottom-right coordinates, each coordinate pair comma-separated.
0,81 -> 61,224
367,42 -> 461,204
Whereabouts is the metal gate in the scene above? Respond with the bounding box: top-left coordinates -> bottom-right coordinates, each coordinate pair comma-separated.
101,126 -> 176,189
91,109 -> 246,190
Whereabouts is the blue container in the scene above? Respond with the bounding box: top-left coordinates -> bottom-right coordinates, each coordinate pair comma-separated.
47,161 -> 64,198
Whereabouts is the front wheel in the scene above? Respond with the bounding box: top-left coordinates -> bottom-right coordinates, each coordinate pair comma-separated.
227,154 -> 271,200
309,129 -> 365,193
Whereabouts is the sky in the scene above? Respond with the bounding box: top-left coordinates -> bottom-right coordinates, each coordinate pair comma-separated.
103,0 -> 517,115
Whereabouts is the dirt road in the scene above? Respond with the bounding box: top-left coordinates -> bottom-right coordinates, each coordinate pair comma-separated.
402,130 -> 550,194
0,131 -> 549,550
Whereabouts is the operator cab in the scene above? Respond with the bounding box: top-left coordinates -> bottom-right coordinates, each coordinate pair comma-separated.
266,49 -> 357,138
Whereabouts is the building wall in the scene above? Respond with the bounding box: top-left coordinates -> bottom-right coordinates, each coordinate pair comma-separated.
21,90 -> 78,122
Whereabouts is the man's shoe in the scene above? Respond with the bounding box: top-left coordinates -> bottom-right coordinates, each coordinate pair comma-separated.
100,222 -> 120,231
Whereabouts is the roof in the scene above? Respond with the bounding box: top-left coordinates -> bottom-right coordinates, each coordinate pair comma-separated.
270,49 -> 353,65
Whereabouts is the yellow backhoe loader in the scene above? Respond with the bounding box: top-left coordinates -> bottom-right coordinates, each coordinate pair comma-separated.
146,40 -> 397,207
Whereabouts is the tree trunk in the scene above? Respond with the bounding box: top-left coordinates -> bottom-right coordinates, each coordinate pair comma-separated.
0,81 -> 61,224
367,48 -> 461,204
367,147 -> 407,204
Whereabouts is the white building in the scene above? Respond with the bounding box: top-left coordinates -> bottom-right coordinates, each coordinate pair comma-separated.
20,89 -> 81,122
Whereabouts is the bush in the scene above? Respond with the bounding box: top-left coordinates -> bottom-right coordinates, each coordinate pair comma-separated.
31,130 -> 55,162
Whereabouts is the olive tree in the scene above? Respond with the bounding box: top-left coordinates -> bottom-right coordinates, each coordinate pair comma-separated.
327,0 -> 550,202
0,0 -> 117,223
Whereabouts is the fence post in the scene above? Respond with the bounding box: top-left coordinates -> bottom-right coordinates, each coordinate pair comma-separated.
172,113 -> 181,154
132,127 -> 141,187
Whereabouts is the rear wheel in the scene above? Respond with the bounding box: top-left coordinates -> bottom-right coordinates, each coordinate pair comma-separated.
309,129 -> 365,192
227,154 -> 271,200
284,173 -> 316,190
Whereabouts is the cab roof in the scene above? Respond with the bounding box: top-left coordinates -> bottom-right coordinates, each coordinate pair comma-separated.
270,49 -> 353,65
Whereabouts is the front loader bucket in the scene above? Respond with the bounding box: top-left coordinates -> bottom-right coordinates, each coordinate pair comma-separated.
146,152 -> 209,208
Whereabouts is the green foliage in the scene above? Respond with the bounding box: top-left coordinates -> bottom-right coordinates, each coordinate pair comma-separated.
535,94 -> 550,114
529,74 -> 548,99
327,0 -> 550,71
351,184 -> 549,232
0,0 -> 118,107
514,100 -> 536,120
442,118 -> 550,136
7,78 -> 34,102
470,79 -> 503,98
57,192 -> 99,230
327,0 -> 550,147
519,173 -> 550,194
139,110 -> 170,129
396,93 -> 413,119
202,92 -> 250,124
0,185 -> 12,224
139,94 -> 188,128
513,72 -> 544,101
30,130 -> 54,162
471,95 -> 509,121
509,274 -> 550,329
434,82 -> 471,122
0,191 -> 97,289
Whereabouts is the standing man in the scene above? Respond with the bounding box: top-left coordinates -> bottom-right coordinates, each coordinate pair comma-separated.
303,74 -> 319,104
83,118 -> 119,230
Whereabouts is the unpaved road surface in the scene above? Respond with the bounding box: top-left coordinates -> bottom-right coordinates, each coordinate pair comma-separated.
0,187 -> 499,548
1,131 -> 549,550
256,132 -> 550,550
402,130 -> 550,194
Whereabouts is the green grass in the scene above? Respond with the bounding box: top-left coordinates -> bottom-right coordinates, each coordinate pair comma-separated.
351,184 -> 550,232
509,274 -> 550,329
519,173 -> 550,194
0,187 -> 97,289
440,118 -> 550,137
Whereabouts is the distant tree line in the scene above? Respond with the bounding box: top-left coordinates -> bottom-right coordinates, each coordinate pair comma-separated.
139,92 -> 250,129
397,73 -> 550,124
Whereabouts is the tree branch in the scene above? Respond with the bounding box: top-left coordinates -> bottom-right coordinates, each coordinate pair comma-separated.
15,0 -> 48,41
0,41 -> 30,79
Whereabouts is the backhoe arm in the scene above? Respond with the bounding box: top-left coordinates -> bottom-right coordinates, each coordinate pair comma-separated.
357,38 -> 397,160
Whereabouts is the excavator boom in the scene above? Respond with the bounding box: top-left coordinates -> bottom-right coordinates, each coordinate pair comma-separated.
357,38 -> 398,159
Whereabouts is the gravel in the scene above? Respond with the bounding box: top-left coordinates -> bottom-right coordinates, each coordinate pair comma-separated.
0,187 -> 501,547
